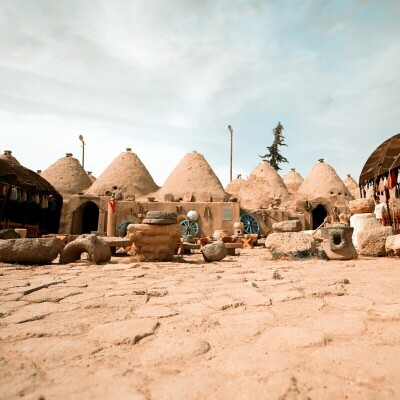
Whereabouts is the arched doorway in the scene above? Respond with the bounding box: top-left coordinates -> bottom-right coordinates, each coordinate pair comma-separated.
72,201 -> 99,234
312,204 -> 327,230
81,202 -> 99,234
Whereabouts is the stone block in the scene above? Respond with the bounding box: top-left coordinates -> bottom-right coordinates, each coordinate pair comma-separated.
350,213 -> 381,248
349,198 -> 375,214
358,226 -> 394,257
385,235 -> 400,257
264,232 -> 316,257
272,219 -> 302,232
0,238 -> 62,265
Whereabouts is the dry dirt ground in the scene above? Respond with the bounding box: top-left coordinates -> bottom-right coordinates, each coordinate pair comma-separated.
0,249 -> 399,400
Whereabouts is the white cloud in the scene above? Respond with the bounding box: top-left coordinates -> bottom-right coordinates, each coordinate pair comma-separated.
0,0 -> 399,187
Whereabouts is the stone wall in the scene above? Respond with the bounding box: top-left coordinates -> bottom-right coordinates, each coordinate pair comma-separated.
58,194 -> 102,235
58,194 -> 352,236
96,199 -> 241,238
244,208 -> 307,235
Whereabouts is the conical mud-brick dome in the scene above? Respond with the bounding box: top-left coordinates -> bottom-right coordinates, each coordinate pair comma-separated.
225,175 -> 245,196
87,171 -> 97,184
297,159 -> 353,201
86,149 -> 159,198
343,174 -> 360,199
238,160 -> 290,210
41,153 -> 92,197
283,168 -> 304,194
157,151 -> 227,202
0,150 -> 20,165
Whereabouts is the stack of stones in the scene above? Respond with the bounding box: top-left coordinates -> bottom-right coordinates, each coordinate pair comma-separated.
127,211 -> 181,261
349,198 -> 393,256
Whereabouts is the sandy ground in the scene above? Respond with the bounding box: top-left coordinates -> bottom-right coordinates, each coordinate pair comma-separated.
0,249 -> 399,400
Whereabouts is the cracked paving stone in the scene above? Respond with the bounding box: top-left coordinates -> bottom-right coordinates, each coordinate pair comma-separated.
1,302 -> 76,324
87,318 -> 160,345
134,305 -> 179,319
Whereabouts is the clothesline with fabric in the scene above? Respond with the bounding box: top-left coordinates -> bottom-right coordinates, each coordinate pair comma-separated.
359,168 -> 400,200
0,183 -> 57,210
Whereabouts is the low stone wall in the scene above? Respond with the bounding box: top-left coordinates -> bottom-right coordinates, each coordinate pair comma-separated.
109,201 -> 241,238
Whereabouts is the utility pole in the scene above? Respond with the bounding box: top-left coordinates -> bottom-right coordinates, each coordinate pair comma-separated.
228,125 -> 233,182
79,134 -> 85,169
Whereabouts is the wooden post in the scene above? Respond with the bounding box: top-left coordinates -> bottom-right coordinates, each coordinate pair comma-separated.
79,134 -> 85,169
82,140 -> 85,169
384,188 -> 392,227
228,125 -> 233,182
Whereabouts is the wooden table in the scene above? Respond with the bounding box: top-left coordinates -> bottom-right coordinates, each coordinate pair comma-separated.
240,237 -> 255,249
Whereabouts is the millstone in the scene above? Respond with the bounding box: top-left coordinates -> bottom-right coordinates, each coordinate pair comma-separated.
142,218 -> 177,225
145,211 -> 177,220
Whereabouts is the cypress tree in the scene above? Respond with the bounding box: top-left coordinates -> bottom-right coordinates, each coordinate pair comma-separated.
260,122 -> 288,171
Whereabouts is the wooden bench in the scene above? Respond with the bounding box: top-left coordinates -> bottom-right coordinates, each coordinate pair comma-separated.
225,242 -> 243,256
176,238 -> 201,255
101,236 -> 132,255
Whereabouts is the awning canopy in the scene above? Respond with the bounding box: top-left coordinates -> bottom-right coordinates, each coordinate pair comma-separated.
359,133 -> 400,185
0,158 -> 61,197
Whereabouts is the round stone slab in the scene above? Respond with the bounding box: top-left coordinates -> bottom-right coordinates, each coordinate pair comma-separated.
142,218 -> 177,225
145,211 -> 177,220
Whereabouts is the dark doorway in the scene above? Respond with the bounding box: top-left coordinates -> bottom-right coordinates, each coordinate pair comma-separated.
312,204 -> 327,229
81,202 -> 99,234
72,202 -> 99,234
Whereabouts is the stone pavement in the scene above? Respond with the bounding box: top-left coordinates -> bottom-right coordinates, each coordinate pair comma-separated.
1,249 -> 399,399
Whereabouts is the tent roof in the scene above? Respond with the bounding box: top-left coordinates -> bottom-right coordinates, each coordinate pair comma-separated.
0,150 -> 20,165
0,158 -> 61,196
359,133 -> 400,184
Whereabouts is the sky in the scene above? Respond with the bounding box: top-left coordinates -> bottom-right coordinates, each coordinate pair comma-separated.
0,0 -> 399,187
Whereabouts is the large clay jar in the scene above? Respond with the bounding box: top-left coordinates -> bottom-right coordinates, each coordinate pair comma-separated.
320,226 -> 357,260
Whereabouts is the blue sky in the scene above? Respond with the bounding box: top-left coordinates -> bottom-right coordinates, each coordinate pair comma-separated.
0,0 -> 399,187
